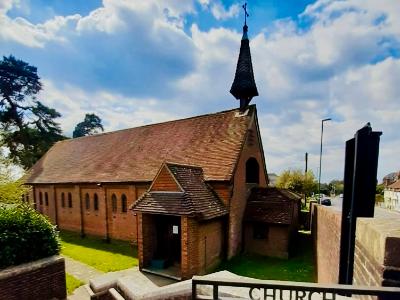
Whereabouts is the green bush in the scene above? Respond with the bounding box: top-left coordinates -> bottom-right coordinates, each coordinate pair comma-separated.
0,204 -> 60,269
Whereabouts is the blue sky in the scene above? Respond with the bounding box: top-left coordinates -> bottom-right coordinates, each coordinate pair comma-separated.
1,0 -> 400,182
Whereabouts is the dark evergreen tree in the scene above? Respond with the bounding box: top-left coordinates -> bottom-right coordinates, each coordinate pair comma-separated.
73,113 -> 104,138
0,55 -> 65,168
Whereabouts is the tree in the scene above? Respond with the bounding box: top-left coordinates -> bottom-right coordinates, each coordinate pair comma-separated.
0,55 -> 65,168
0,148 -> 29,204
276,169 -> 317,197
73,113 -> 104,138
329,179 -> 344,195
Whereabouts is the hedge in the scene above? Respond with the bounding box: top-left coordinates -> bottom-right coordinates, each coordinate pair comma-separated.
0,204 -> 60,269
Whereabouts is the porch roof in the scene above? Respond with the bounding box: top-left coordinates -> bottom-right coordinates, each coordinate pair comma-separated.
131,163 -> 228,220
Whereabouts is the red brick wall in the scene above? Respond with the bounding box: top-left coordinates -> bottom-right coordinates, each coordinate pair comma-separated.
0,256 -> 66,300
80,185 -> 107,237
209,182 -> 231,207
244,223 -> 290,259
138,213 -> 157,269
106,185 -> 137,241
34,185 -> 56,223
312,205 -> 341,283
228,115 -> 268,258
181,216 -> 199,279
312,204 -> 400,295
198,219 -> 224,274
32,183 -> 149,243
55,185 -> 82,232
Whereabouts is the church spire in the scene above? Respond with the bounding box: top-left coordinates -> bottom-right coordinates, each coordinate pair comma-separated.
230,2 -> 258,111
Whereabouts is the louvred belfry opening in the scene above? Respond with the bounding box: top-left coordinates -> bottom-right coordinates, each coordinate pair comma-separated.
230,3 -> 259,111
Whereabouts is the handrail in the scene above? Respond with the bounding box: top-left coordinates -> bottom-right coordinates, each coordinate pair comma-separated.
192,276 -> 400,299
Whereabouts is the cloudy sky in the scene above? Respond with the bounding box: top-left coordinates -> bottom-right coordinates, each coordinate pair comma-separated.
1,0 -> 399,182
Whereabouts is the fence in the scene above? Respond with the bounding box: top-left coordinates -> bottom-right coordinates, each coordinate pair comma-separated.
192,277 -> 400,300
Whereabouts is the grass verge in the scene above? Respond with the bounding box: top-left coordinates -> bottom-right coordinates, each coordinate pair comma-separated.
218,231 -> 315,282
60,230 -> 138,272
66,273 -> 84,295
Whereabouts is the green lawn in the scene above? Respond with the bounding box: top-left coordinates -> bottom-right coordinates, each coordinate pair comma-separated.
218,231 -> 315,282
59,231 -> 138,272
66,273 -> 84,295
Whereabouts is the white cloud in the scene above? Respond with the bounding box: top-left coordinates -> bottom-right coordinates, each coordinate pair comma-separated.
210,2 -> 240,20
40,79 -> 181,136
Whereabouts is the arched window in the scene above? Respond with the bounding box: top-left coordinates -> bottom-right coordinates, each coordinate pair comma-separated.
68,192 -> 72,208
85,193 -> 90,210
45,192 -> 49,206
94,193 -> 99,211
246,157 -> 260,184
39,192 -> 43,205
26,195 -> 29,203
111,194 -> 117,213
61,192 -> 65,208
121,194 -> 127,213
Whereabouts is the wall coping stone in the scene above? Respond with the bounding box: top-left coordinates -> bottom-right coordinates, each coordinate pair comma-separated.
0,255 -> 64,280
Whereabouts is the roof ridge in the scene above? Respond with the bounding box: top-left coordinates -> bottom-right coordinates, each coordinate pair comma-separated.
65,106 -> 253,143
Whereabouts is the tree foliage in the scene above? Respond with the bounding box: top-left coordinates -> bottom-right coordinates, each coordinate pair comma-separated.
0,55 -> 65,168
328,179 -> 344,195
276,169 -> 317,196
73,113 -> 104,138
0,147 -> 29,204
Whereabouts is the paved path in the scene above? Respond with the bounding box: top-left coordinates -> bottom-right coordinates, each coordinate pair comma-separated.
63,255 -> 103,283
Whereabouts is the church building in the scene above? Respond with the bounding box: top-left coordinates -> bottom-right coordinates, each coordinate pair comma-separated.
25,17 -> 299,280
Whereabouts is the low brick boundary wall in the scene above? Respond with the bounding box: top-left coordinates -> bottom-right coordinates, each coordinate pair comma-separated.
312,205 -> 400,299
311,204 -> 342,283
0,255 -> 66,300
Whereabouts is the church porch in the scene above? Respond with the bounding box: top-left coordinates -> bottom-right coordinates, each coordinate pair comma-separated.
137,213 -> 205,280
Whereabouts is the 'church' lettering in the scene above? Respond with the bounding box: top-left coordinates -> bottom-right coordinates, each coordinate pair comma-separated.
248,288 -> 336,300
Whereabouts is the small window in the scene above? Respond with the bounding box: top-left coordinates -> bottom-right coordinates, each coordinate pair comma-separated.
121,194 -> 127,213
68,192 -> 72,208
26,195 -> 29,203
253,223 -> 268,240
85,193 -> 90,210
39,192 -> 43,205
111,194 -> 117,213
45,192 -> 49,206
94,193 -> 99,211
61,192 -> 65,208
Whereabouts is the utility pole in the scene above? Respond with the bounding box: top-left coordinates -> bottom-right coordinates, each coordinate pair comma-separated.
318,118 -> 331,203
305,152 -> 308,206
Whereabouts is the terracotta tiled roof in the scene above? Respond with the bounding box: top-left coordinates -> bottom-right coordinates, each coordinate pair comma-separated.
131,163 -> 228,220
244,187 -> 301,225
25,106 -> 255,184
388,180 -> 400,190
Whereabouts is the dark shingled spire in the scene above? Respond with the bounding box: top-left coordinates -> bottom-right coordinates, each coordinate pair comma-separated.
230,4 -> 258,111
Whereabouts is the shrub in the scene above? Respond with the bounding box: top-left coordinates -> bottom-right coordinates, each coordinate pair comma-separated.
0,204 -> 60,269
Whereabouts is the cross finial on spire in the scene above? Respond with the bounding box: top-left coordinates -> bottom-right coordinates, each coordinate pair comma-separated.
242,2 -> 249,26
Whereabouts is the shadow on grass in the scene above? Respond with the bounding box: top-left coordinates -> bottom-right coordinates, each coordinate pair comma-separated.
59,230 -> 137,258
218,231 -> 315,282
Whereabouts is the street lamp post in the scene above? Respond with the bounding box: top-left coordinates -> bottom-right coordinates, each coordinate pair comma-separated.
318,118 -> 331,204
